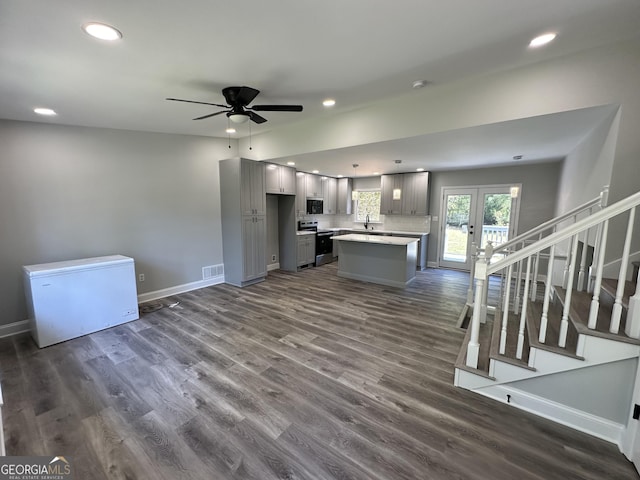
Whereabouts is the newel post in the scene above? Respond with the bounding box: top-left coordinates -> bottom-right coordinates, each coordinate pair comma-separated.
466,242 -> 478,306
466,255 -> 488,369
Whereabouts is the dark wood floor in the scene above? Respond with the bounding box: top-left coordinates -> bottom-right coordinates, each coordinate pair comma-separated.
1,264 -> 637,479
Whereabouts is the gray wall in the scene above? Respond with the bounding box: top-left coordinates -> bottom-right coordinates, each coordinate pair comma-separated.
0,120 -> 235,326
427,161 -> 562,264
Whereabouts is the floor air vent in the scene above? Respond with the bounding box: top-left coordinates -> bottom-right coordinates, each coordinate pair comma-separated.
202,264 -> 224,280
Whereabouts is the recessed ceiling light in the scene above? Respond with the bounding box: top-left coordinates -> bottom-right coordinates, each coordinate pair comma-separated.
529,33 -> 556,48
226,127 -> 236,134
337,174 -> 343,178
312,170 -> 319,174
287,161 -> 295,166
373,172 -> 380,175
416,168 -> 425,172
34,107 -> 57,116
513,155 -> 523,160
82,22 -> 122,41
412,80 -> 427,89
322,99 -> 336,107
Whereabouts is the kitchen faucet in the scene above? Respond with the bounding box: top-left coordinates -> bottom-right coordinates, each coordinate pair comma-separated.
364,214 -> 370,230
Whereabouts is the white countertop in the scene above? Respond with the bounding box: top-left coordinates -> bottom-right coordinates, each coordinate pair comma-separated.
296,230 -> 317,236
331,234 -> 420,245
325,227 -> 428,236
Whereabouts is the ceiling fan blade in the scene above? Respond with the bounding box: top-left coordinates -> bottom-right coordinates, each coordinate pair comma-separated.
248,111 -> 268,124
222,86 -> 260,106
193,110 -> 228,120
251,105 -> 303,112
166,97 -> 228,108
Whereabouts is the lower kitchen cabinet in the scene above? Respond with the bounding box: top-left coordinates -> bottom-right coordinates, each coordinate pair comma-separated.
242,215 -> 267,281
297,234 -> 316,268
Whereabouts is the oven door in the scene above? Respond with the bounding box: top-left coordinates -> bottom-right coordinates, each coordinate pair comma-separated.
315,232 -> 334,266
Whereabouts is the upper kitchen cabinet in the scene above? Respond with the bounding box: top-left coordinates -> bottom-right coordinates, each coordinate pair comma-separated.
240,159 -> 266,216
265,163 -> 296,195
295,172 -> 306,215
306,173 -> 322,198
322,177 -> 337,214
401,172 -> 429,216
336,177 -> 353,215
380,174 -> 403,215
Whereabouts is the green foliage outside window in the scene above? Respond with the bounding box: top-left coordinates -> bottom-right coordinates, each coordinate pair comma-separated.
355,191 -> 381,222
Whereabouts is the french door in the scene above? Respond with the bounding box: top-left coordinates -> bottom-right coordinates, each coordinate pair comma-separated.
438,185 -> 520,270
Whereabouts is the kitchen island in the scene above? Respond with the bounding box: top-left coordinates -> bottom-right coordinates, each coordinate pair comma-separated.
331,234 -> 419,287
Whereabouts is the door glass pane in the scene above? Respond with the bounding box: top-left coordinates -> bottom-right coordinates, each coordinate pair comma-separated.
443,194 -> 471,263
480,193 -> 511,255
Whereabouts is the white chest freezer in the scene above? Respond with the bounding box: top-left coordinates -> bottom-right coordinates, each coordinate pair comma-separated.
23,255 -> 139,348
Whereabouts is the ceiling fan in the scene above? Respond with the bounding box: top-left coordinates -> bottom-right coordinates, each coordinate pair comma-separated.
167,86 -> 303,124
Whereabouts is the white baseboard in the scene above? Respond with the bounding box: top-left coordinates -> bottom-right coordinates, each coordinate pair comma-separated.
0,320 -> 30,339
267,263 -> 281,272
478,384 -> 624,448
137,275 -> 225,304
3,277 -> 226,340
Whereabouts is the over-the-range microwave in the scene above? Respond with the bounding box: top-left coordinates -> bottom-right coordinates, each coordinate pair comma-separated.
306,199 -> 323,215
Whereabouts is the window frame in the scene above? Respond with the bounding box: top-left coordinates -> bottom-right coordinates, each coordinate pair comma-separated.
355,188 -> 382,223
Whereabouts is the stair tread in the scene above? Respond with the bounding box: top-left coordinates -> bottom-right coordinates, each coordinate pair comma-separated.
527,300 -> 583,360
601,277 -> 636,309
489,308 -> 534,370
454,311 -> 495,379
555,286 -> 640,345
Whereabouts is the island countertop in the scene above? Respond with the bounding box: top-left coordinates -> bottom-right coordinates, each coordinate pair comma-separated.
331,233 -> 420,245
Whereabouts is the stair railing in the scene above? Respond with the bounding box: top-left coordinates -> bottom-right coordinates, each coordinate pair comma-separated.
466,189 -> 640,369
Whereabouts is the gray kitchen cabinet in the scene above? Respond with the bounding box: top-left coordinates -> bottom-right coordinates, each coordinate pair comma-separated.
240,159 -> 266,216
265,163 -> 296,195
322,177 -> 337,214
380,174 -> 403,215
306,173 -> 322,198
297,234 -> 316,267
296,172 -> 307,215
219,158 -> 267,287
242,215 -> 267,281
401,172 -> 429,216
336,177 -> 353,215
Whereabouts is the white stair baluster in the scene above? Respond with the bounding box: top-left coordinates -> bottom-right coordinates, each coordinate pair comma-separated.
589,220 -> 610,329
466,242 -> 478,306
559,234 -> 580,348
531,233 -> 542,301
577,217 -> 591,292
588,222 -> 604,293
539,244 -> 556,344
500,264 -> 513,355
626,265 -> 640,338
610,207 -> 636,333
517,256 -> 532,359
514,254 -> 524,315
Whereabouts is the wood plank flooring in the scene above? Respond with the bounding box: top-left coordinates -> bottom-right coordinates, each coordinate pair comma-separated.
1,264 -> 637,479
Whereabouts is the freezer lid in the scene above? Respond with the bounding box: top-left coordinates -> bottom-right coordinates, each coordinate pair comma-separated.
23,255 -> 134,277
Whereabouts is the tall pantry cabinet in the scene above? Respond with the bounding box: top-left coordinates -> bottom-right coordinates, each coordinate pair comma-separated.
219,158 -> 267,287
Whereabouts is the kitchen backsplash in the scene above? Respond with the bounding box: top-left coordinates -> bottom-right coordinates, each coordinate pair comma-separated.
302,214 -> 431,233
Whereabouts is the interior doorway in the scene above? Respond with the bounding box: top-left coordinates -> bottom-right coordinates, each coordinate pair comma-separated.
438,185 -> 520,270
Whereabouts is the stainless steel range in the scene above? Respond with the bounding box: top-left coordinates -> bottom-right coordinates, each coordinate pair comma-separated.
297,220 -> 335,266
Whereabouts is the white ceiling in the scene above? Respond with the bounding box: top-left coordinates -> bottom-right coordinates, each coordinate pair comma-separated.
2,0 -> 639,173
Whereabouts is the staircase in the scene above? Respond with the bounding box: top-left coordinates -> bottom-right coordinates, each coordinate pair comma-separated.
455,188 -> 640,458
